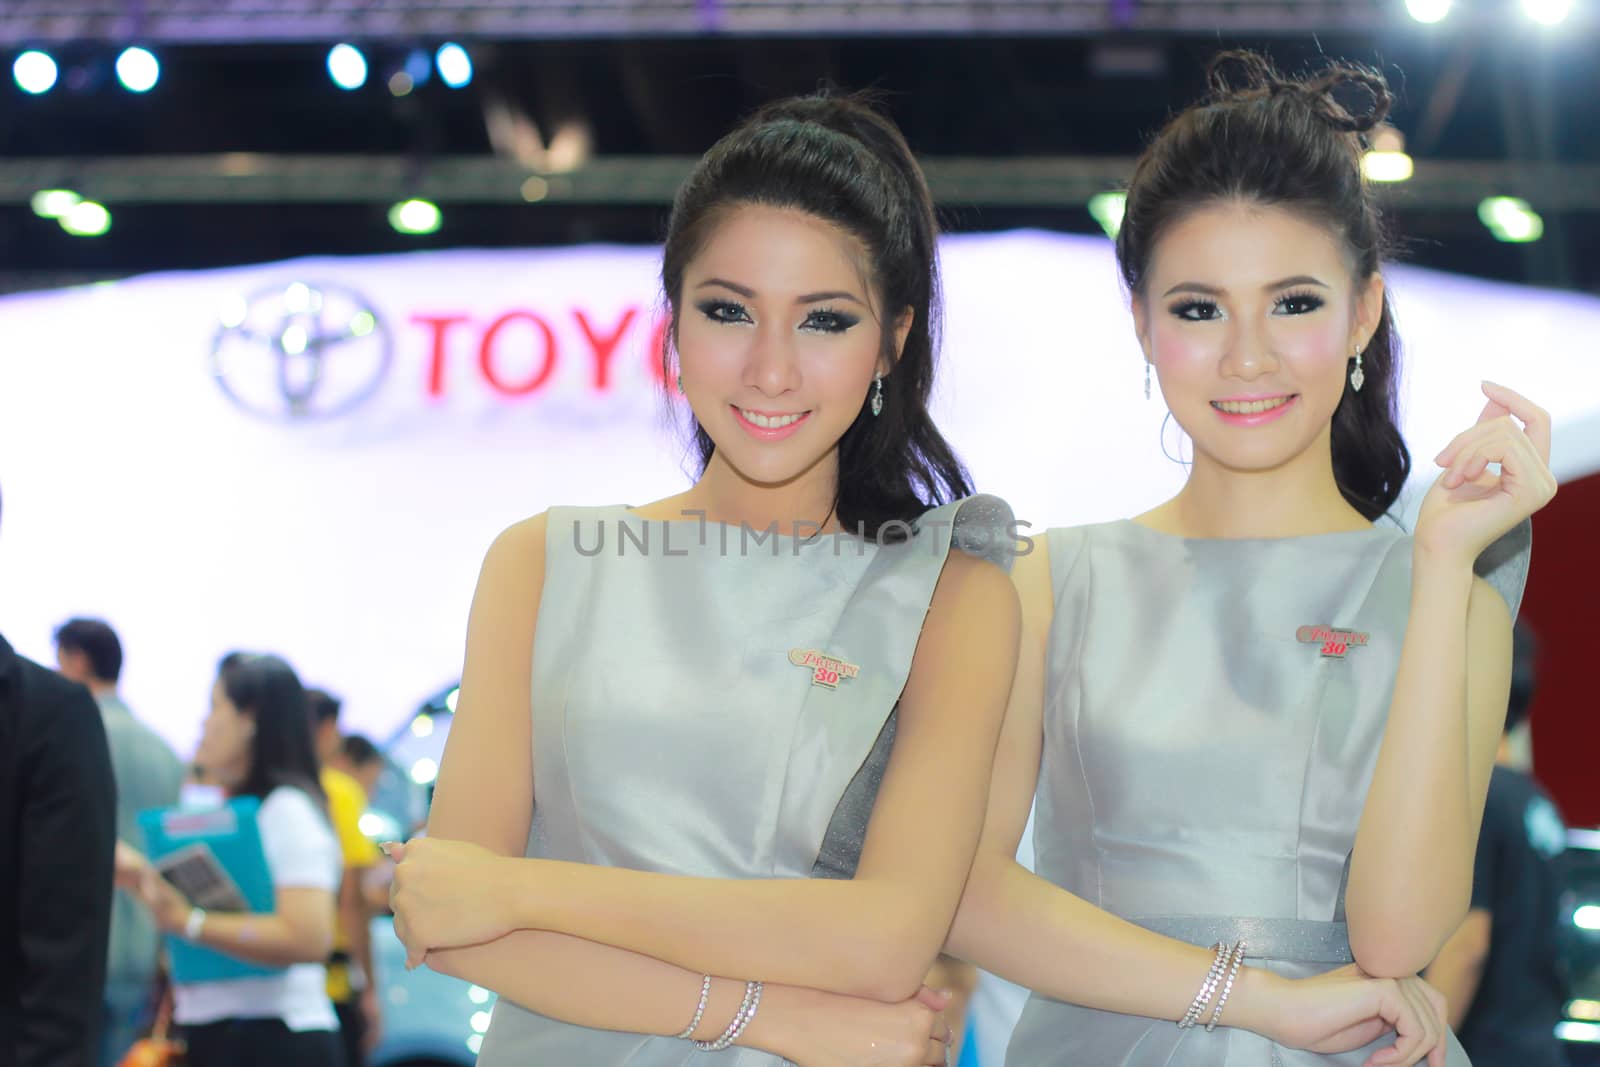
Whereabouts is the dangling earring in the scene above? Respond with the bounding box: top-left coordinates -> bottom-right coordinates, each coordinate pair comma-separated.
1350,346 -> 1365,393
870,375 -> 884,417
1144,362 -> 1152,401
675,373 -> 684,395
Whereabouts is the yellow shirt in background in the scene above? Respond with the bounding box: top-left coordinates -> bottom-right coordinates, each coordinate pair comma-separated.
322,766 -> 378,1001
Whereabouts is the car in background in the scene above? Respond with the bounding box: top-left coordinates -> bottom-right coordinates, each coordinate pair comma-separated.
358,684 -> 496,1067
1559,828 -> 1600,1066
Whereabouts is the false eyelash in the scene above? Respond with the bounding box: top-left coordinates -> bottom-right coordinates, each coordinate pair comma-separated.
1274,290 -> 1326,314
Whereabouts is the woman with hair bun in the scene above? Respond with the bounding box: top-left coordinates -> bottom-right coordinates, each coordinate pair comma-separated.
384,92 -> 1023,1067
944,52 -> 1556,1066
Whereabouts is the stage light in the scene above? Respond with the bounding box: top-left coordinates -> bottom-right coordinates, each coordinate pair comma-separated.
1363,152 -> 1414,182
1522,0 -> 1573,23
520,176 -> 549,203
1478,197 -> 1544,243
470,1012 -> 491,1034
1088,192 -> 1127,238
436,43 -> 473,89
390,199 -> 441,235
327,44 -> 368,90
410,757 -> 438,785
404,48 -> 432,87
13,50 -> 58,94
1576,904 -> 1600,930
115,47 -> 160,93
280,324 -> 309,356
468,986 -> 491,1005
59,201 -> 111,237
1556,1022 -> 1600,1044
283,282 -> 319,314
219,294 -> 249,329
31,189 -> 80,218
387,72 -> 414,97
1363,130 -> 1413,183
1406,0 -> 1452,22
410,714 -> 435,738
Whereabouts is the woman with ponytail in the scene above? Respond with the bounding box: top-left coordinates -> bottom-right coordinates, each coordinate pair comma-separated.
944,52 -> 1556,1065
382,92 -> 1022,1066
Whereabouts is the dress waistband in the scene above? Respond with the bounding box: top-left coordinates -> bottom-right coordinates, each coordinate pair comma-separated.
1129,916 -> 1353,964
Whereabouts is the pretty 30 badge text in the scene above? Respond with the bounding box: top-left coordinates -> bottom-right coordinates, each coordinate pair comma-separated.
1296,625 -> 1371,659
789,648 -> 861,689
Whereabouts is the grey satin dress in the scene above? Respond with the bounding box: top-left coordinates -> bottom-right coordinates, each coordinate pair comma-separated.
1006,519 -> 1531,1067
476,495 -> 1016,1066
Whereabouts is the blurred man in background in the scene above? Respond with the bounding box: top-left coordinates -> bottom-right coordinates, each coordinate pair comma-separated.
1,487 -> 118,1066
331,733 -> 384,800
54,618 -> 185,1067
306,687 -> 382,1066
1427,622 -> 1570,1066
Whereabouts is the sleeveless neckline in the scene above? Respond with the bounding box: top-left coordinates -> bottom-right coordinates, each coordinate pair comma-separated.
1112,517 -> 1403,547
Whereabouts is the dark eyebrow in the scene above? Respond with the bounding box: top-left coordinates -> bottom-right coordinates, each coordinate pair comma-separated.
1162,275 -> 1331,298
1265,275 -> 1329,291
695,280 -> 866,307
696,278 -> 754,297
1163,281 -> 1222,298
798,291 -> 865,305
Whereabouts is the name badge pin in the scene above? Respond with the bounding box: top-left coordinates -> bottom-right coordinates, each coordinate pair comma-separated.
788,648 -> 861,689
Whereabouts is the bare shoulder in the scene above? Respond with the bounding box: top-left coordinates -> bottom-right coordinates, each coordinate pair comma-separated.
479,511 -> 551,580
928,547 -> 1022,637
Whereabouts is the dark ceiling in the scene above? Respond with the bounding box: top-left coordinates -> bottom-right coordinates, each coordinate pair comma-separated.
1,27 -> 1595,292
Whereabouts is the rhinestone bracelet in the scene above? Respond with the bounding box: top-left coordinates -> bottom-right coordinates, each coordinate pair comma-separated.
1205,941 -> 1248,1032
725,980 -> 762,1047
1178,942 -> 1230,1029
674,975 -> 713,1040
695,980 -> 760,1052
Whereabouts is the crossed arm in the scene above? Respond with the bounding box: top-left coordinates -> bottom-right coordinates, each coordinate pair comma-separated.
415,511 -> 1020,1047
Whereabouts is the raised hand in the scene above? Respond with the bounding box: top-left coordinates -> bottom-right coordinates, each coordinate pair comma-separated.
1419,382 -> 1557,565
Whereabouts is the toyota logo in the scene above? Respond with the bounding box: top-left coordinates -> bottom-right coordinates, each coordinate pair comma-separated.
210,282 -> 393,420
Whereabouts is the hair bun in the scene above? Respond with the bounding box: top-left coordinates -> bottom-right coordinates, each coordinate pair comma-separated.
1307,66 -> 1394,134
1204,50 -> 1394,136
1205,50 -> 1282,97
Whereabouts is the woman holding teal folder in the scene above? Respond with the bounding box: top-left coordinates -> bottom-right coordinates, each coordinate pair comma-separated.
120,653 -> 346,1067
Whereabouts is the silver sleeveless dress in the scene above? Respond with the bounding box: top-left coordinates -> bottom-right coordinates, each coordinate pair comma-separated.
1006,519 -> 1531,1067
476,495 -> 1016,1066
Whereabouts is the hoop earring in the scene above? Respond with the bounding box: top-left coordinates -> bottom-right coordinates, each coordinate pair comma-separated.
1350,346 -> 1365,393
1144,362 -> 1152,401
1160,411 -> 1192,468
870,375 -> 884,417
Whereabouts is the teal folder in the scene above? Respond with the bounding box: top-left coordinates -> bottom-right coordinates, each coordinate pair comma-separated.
137,796 -> 286,983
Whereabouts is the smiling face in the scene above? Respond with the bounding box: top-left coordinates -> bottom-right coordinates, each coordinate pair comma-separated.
673,203 -> 910,491
1132,200 -> 1384,477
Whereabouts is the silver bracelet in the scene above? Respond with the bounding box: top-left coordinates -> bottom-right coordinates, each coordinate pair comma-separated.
674,975 -> 713,1040
725,981 -> 762,1047
1177,942 -> 1229,1029
695,980 -> 758,1052
1205,941 -> 1248,1032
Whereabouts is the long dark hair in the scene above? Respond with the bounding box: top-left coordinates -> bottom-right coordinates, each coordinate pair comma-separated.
659,91 -> 971,540
217,651 -> 328,812
1116,51 -> 1410,521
